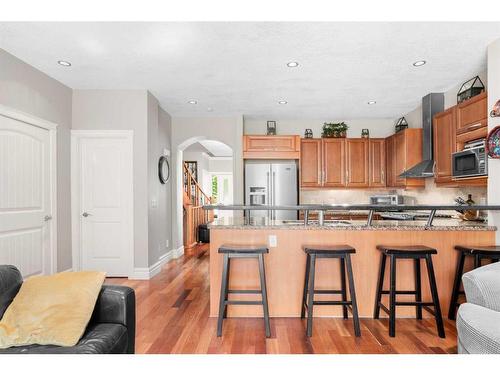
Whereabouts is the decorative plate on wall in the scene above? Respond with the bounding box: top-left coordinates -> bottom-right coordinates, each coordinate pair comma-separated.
486,125 -> 500,159
158,155 -> 170,183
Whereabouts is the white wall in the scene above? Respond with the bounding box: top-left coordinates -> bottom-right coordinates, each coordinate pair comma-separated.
244,118 -> 396,138
171,116 -> 244,250
0,49 -> 73,271
488,39 -> 500,244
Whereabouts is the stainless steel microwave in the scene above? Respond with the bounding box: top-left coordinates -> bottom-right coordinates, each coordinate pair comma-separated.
452,141 -> 488,178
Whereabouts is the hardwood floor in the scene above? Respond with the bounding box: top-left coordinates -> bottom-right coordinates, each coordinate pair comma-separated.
107,244 -> 458,354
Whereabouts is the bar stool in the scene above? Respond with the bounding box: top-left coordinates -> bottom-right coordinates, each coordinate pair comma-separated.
217,244 -> 271,337
301,245 -> 361,337
448,245 -> 500,320
373,245 -> 445,338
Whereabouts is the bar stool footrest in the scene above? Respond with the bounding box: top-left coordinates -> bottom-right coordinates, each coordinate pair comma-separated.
381,290 -> 418,295
227,289 -> 262,294
313,300 -> 352,306
225,300 -> 263,305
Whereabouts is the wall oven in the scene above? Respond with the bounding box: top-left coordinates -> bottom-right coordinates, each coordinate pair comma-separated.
452,140 -> 488,178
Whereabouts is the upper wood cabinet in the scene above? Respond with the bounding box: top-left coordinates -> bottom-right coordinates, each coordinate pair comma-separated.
385,136 -> 395,187
243,135 -> 300,159
345,139 -> 369,187
385,129 -> 425,189
433,107 -> 456,184
369,139 -> 386,187
323,139 -> 346,187
456,91 -> 487,135
300,139 -> 322,187
300,138 -> 382,189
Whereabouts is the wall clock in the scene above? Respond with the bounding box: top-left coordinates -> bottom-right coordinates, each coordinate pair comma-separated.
158,155 -> 170,184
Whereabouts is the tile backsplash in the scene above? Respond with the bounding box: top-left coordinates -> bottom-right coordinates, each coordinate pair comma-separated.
300,179 -> 487,206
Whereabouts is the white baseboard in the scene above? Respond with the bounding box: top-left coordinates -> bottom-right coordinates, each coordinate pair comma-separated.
61,268 -> 73,273
173,246 -> 184,259
130,246 -> 183,280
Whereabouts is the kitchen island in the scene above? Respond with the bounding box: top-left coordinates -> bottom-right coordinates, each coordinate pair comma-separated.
207,212 -> 497,318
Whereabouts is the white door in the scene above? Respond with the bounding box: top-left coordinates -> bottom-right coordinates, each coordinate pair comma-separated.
74,133 -> 133,277
0,114 -> 54,277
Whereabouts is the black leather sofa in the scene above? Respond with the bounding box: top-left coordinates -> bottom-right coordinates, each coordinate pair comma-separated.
0,265 -> 136,354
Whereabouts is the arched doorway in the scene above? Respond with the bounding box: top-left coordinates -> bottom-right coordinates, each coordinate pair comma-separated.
175,137 -> 233,252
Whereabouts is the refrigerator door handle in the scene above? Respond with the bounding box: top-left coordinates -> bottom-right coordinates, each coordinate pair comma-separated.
272,171 -> 276,220
267,171 -> 271,219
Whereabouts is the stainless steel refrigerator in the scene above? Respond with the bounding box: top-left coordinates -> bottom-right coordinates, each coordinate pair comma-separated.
244,160 -> 298,220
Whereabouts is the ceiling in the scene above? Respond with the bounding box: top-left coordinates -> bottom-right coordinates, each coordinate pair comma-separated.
1,22 -> 500,119
184,140 -> 232,157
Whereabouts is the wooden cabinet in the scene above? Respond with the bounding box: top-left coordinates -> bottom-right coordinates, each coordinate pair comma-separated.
456,91 -> 487,135
345,139 -> 369,187
385,129 -> 425,189
369,139 -> 386,187
323,139 -> 346,187
300,139 -> 322,187
243,135 -> 300,159
433,107 -> 456,184
385,136 -> 395,187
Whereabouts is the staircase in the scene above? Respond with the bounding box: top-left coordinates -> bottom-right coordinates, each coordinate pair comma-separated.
183,163 -> 214,250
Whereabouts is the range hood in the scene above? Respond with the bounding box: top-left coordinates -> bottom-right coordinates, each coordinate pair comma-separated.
399,93 -> 444,178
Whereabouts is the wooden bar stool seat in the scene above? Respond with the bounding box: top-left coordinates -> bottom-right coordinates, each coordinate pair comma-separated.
448,245 -> 500,319
373,245 -> 445,338
301,244 -> 361,337
217,244 -> 271,338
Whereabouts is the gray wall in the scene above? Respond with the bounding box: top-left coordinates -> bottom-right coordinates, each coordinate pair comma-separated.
0,49 -> 73,271
72,89 -> 151,268
147,93 -> 172,266
171,115 -> 244,250
244,118 -> 396,138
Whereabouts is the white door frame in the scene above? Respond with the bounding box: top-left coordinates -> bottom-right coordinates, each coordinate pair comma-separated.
71,130 -> 134,276
0,104 -> 58,274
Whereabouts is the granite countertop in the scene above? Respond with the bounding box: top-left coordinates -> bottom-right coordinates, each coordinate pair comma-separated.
208,217 -> 496,231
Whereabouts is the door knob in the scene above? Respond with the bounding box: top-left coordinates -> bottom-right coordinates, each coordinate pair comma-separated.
44,215 -> 52,221
82,212 -> 92,217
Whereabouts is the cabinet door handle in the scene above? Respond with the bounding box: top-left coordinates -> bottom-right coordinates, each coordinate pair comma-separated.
381,170 -> 385,182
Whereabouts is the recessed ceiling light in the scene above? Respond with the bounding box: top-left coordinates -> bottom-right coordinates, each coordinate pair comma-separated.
413,60 -> 426,67
187,100 -> 197,104
286,61 -> 299,68
57,60 -> 71,67
367,101 -> 377,105
278,100 -> 288,105
207,107 -> 213,112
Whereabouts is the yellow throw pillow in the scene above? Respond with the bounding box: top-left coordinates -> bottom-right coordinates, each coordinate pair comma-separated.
0,271 -> 105,349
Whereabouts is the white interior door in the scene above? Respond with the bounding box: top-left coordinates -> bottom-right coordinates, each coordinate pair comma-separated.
0,114 -> 53,277
75,133 -> 133,277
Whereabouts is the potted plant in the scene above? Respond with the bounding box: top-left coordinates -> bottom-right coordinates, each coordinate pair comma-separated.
321,122 -> 349,138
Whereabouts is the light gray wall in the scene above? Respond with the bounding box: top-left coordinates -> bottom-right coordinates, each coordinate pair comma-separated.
404,70 -> 488,128
244,118 -> 396,138
0,49 -> 73,271
487,39 -> 500,244
147,93 -> 172,266
72,89 -> 150,268
171,115 -> 244,250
